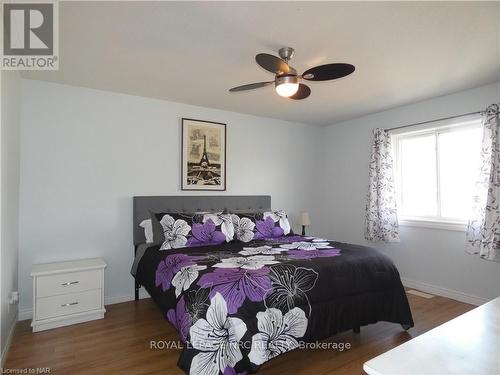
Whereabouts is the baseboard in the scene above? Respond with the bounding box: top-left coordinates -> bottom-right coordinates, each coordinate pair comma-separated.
103,288 -> 150,305
401,277 -> 489,306
18,289 -> 151,321
1,311 -> 19,367
18,308 -> 33,321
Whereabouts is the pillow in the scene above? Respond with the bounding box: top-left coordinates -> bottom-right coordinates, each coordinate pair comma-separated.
231,210 -> 292,243
152,211 -> 234,250
149,210 -> 210,246
139,219 -> 154,244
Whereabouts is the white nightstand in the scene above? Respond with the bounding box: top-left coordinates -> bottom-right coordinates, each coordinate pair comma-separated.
31,258 -> 106,332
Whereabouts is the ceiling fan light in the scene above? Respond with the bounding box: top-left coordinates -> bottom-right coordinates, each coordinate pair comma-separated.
275,75 -> 299,97
276,83 -> 299,97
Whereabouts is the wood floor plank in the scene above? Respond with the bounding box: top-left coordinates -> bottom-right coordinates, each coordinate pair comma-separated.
2,293 -> 474,374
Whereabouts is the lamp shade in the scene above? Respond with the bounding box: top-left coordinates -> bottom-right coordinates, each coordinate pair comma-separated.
298,212 -> 311,226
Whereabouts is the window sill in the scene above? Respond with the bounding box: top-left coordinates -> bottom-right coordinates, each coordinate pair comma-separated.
399,218 -> 466,232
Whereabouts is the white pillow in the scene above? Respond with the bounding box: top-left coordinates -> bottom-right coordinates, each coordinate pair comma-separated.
139,219 -> 154,244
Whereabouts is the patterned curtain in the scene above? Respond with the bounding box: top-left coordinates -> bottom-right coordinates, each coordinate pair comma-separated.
365,128 -> 400,242
466,103 -> 500,262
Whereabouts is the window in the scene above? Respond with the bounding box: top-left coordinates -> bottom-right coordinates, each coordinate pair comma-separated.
393,118 -> 483,230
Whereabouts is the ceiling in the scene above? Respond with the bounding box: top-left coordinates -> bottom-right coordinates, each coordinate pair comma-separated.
22,1 -> 500,126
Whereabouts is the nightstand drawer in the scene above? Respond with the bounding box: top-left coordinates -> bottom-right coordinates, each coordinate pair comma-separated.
36,289 -> 102,320
37,269 -> 102,298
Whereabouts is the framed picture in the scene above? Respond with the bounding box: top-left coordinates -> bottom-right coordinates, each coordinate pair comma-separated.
181,118 -> 226,191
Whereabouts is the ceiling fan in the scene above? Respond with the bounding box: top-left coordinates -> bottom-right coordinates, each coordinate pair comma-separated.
229,47 -> 355,100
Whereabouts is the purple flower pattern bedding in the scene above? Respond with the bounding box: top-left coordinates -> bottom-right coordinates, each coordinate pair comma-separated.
231,211 -> 291,242
154,212 -> 234,250
134,235 -> 413,375
154,211 -> 292,250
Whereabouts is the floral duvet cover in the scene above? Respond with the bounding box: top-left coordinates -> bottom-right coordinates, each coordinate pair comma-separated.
134,236 -> 413,375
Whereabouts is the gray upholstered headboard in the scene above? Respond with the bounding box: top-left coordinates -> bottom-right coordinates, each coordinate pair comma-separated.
133,195 -> 271,245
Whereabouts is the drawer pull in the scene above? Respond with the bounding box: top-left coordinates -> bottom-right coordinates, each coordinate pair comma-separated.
61,281 -> 79,286
61,302 -> 79,307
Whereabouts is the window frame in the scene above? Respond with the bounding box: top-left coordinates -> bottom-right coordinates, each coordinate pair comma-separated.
392,117 -> 482,231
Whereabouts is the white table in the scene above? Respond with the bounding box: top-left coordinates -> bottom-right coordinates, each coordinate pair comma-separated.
364,297 -> 500,375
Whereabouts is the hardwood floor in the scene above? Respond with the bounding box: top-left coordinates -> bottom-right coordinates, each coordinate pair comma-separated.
3,293 -> 474,374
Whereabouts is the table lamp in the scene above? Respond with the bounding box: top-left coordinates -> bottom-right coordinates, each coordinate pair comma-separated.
299,212 -> 311,236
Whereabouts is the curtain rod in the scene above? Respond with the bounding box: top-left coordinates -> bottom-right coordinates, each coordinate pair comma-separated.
387,110 -> 483,132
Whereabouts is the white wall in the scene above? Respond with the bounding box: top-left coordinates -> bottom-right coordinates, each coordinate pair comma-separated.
17,78 -> 500,316
1,71 -> 21,359
318,81 -> 500,303
18,80 -> 323,313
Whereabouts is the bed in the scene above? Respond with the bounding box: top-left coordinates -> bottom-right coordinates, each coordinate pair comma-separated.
132,195 -> 413,375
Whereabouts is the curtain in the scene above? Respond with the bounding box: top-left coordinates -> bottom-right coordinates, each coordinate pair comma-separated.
365,128 -> 400,242
466,103 -> 500,261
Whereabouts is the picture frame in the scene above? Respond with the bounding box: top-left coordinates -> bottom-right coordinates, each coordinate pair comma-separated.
181,118 -> 226,191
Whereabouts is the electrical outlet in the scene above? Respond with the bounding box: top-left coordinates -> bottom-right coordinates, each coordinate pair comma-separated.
7,291 -> 18,314
8,291 -> 19,305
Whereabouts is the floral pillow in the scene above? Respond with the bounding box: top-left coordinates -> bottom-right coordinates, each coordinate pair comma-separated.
231,210 -> 292,243
153,212 -> 234,250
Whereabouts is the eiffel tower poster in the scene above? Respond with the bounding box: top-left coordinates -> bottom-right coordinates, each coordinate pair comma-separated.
182,118 -> 226,191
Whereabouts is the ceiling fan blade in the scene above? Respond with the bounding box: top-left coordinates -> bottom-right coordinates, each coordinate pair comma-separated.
302,63 -> 355,81
229,81 -> 274,92
255,53 -> 290,74
289,84 -> 311,100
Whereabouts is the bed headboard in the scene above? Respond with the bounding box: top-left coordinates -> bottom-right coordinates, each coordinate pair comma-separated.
133,195 -> 271,245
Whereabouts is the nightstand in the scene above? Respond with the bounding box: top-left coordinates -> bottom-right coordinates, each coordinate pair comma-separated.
31,258 -> 106,332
